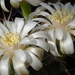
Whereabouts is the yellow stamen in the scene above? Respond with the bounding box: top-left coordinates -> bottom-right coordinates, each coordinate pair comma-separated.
1,31 -> 19,46
50,9 -> 73,24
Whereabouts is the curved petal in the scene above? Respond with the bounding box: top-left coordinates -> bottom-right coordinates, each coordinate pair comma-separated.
25,46 -> 44,61
50,50 -> 59,56
28,6 -> 45,19
64,2 -> 70,10
60,32 -> 74,54
34,39 -> 50,51
0,49 -> 4,56
55,28 -> 63,40
37,11 -> 50,17
12,57 -> 29,75
19,37 -> 29,44
32,18 -> 50,24
40,2 -> 55,14
25,51 -> 32,64
0,55 -> 9,75
10,0 -> 19,8
68,20 -> 75,28
28,51 -> 43,71
69,30 -> 75,36
0,0 -> 9,12
56,2 -> 64,9
14,49 -> 26,63
26,0 -> 41,6
15,18 -> 24,34
0,29 -> 5,37
48,29 -> 61,56
0,23 -> 8,33
4,21 -> 14,33
21,20 -> 37,39
29,31 -> 49,39
53,4 -> 60,12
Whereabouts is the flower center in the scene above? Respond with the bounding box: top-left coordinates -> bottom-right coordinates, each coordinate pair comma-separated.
50,9 -> 73,24
1,31 -> 19,46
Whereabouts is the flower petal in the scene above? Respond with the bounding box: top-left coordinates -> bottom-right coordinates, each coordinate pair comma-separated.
48,29 -> 61,56
19,37 -> 29,44
68,19 -> 75,28
0,0 -> 9,12
24,51 -> 32,64
26,0 -> 41,6
40,2 -> 55,14
0,29 -> 5,37
25,46 -> 44,61
0,55 -> 9,75
69,30 -> 75,36
32,18 -> 50,24
0,49 -> 4,56
34,39 -> 50,51
21,20 -> 37,39
15,17 -> 24,34
53,4 -> 60,12
10,0 -> 19,8
12,57 -> 29,75
29,31 -> 49,39
14,49 -> 26,63
55,28 -> 63,40
28,52 -> 43,70
60,32 -> 74,54
0,23 -> 8,33
4,21 -> 14,33
64,2 -> 70,10
37,11 -> 50,17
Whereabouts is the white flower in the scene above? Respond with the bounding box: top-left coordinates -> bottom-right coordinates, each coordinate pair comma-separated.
0,17 -> 49,75
30,2 -> 75,56
0,0 -> 45,12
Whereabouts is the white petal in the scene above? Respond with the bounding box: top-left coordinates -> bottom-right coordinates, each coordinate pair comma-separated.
50,50 -> 60,56
25,47 -> 44,61
0,49 -> 4,56
15,17 -> 24,34
12,57 -> 29,75
64,2 -> 70,10
0,55 -> 9,75
34,39 -> 50,51
69,30 -> 75,36
28,52 -> 43,70
21,20 -> 37,39
40,2 -> 55,14
60,32 -> 74,54
55,28 -> 63,40
26,0 -> 41,6
19,37 -> 29,44
56,2 -> 64,9
0,29 -> 5,36
4,21 -> 14,33
29,31 -> 49,39
37,11 -> 50,17
32,18 -> 50,24
68,20 -> 75,28
71,4 -> 75,12
25,51 -> 32,64
53,4 -> 60,12
0,23 -> 8,33
0,0 -> 9,12
10,0 -> 19,8
14,49 -> 26,63
48,29 -> 61,56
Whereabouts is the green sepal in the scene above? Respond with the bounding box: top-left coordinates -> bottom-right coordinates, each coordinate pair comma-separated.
20,1 -> 31,20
